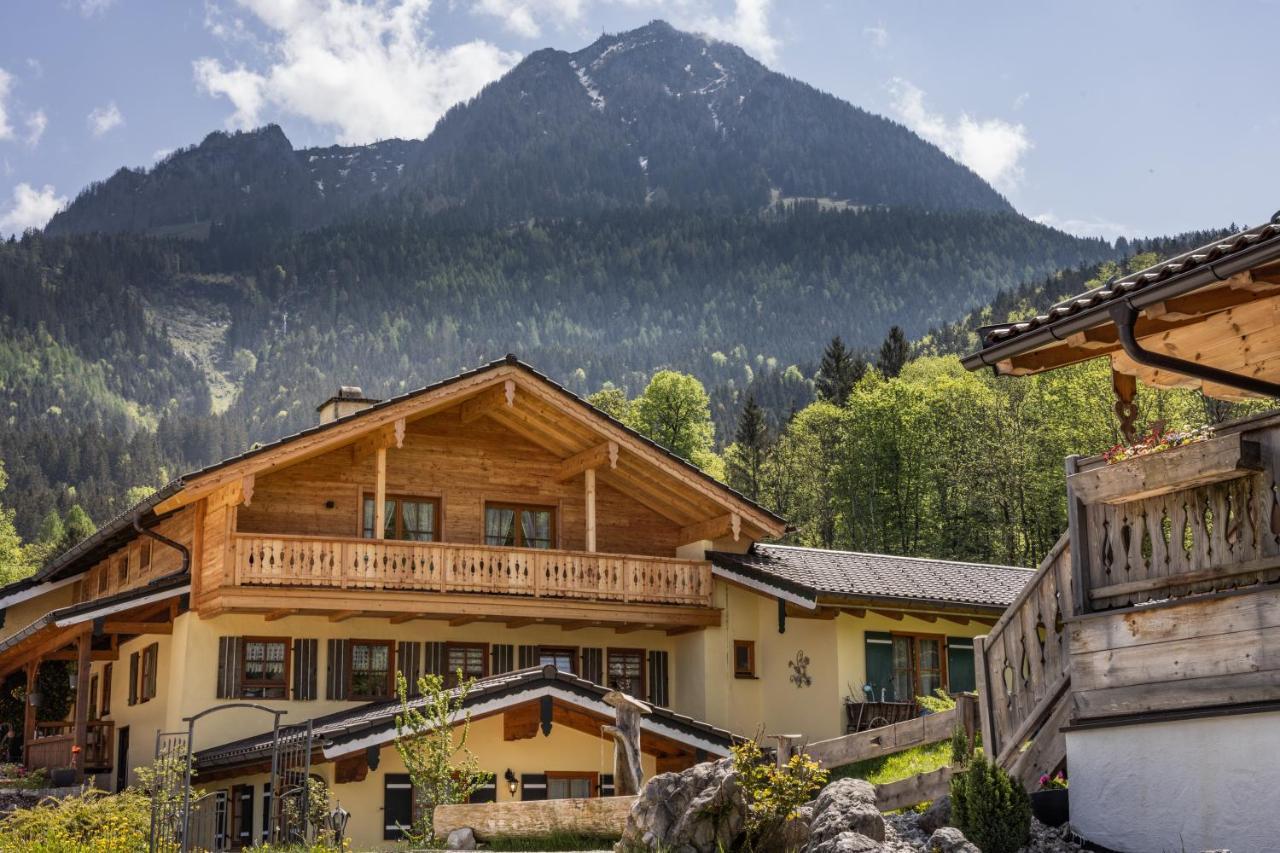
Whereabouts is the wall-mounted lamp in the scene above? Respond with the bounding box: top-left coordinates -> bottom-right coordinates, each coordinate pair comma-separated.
504,768 -> 518,797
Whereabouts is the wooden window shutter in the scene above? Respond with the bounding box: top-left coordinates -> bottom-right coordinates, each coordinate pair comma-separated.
600,774 -> 615,796
127,652 -> 139,706
491,644 -> 515,674
292,639 -> 318,701
326,639 -> 350,700
469,775 -> 497,803
217,637 -> 244,699
397,641 -> 422,696
517,644 -> 539,669
519,773 -> 547,801
423,641 -> 446,677
581,648 -> 603,684
383,774 -> 413,840
647,650 -> 670,707
864,631 -> 895,702
143,642 -> 159,700
946,637 -> 976,694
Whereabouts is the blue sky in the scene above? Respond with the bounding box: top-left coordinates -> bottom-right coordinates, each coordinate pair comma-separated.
2,0 -> 1278,240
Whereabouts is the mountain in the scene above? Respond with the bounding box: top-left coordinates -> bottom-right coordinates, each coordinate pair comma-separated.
48,21 -> 1010,237
3,22 -> 1125,545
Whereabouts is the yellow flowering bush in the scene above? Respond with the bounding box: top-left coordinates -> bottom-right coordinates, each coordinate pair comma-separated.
0,787 -> 151,852
731,738 -> 828,851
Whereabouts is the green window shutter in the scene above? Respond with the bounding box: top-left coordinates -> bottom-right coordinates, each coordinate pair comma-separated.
946,637 -> 976,694
864,631 -> 894,702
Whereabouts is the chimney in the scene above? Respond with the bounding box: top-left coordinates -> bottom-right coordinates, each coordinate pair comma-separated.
317,386 -> 380,425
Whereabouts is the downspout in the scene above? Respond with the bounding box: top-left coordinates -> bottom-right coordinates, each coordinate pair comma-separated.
1108,301 -> 1280,399
132,511 -> 191,576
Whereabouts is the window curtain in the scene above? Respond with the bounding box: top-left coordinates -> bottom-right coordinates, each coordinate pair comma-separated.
486,508 -> 516,546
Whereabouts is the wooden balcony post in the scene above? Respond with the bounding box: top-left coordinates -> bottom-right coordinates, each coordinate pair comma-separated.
585,468 -> 597,553
22,661 -> 36,766
375,447 -> 387,540
72,633 -> 91,782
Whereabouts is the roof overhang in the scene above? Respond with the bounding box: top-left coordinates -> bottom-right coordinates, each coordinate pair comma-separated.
961,221 -> 1280,400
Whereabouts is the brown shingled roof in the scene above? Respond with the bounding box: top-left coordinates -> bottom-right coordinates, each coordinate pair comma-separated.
711,543 -> 1032,611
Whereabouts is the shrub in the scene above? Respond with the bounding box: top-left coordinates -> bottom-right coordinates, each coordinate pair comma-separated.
949,754 -> 1031,853
0,788 -> 151,852
732,738 -> 828,851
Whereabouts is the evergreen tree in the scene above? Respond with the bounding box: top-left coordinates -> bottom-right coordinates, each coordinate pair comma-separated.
726,395 -> 771,501
876,326 -> 910,378
815,336 -> 864,406
0,463 -> 31,584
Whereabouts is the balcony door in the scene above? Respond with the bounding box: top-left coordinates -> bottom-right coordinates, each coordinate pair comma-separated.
484,503 -> 556,549
361,494 -> 440,541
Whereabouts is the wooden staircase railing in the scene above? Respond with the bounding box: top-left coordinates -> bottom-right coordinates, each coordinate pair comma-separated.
975,532 -> 1074,787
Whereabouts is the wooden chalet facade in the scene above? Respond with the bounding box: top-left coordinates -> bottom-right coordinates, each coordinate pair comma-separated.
0,355 -> 1024,849
963,218 -> 1280,852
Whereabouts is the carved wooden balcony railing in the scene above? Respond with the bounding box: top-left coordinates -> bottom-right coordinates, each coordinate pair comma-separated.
231,533 -> 714,607
1067,414 -> 1280,612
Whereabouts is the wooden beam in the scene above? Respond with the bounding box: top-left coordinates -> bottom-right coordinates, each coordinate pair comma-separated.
556,442 -> 619,482
72,633 -> 91,782
264,609 -> 297,622
101,621 -> 173,635
449,615 -> 482,627
585,468 -> 596,553
329,610 -> 361,623
939,614 -> 971,626
613,624 -> 656,634
459,380 -> 516,425
665,625 -> 702,636
870,609 -> 905,621
351,419 -> 406,460
560,621 -> 601,632
374,446 -> 387,540
389,613 -> 421,625
503,617 -> 545,629
679,513 -> 741,545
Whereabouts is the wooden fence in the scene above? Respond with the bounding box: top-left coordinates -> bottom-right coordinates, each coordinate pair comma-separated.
973,533 -> 1074,784
777,694 -> 980,810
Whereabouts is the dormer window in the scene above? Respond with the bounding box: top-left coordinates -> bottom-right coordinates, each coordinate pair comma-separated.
361,494 -> 439,541
484,503 -> 556,549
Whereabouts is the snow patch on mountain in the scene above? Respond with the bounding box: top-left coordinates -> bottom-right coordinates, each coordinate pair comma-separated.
568,60 -> 606,111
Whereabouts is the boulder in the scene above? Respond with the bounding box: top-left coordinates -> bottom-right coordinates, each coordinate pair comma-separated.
444,826 -> 477,850
616,758 -> 747,853
917,794 -> 951,834
775,803 -> 813,851
808,778 -> 885,853
827,831 -> 882,852
925,826 -> 980,853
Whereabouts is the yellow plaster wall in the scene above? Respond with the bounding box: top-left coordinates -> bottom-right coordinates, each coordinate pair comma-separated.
212,712 -> 657,851
159,612 -> 685,753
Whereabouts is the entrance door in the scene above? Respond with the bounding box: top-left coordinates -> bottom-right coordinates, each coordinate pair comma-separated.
115,726 -> 129,792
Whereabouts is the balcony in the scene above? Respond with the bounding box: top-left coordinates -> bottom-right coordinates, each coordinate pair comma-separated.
28,721 -> 114,773
229,533 -> 714,609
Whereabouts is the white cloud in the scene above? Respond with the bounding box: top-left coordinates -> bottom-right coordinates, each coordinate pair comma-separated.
24,110 -> 47,147
888,77 -> 1031,193
195,0 -> 521,145
863,25 -> 888,49
687,0 -> 780,65
87,101 -> 124,136
0,183 -> 66,236
0,69 -> 14,142
1033,211 -> 1130,243
471,0 -> 585,38
79,0 -> 116,16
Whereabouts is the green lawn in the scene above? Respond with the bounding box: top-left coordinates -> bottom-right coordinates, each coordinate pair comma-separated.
827,740 -> 953,786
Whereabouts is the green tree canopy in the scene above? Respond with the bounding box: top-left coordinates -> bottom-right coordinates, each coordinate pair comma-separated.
628,371 -> 717,471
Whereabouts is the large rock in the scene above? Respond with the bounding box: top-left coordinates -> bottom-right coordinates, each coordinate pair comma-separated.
808,778 -> 885,852
444,826 -> 477,850
616,758 -> 747,853
827,831 -> 882,852
917,794 -> 951,834
926,826 -> 980,853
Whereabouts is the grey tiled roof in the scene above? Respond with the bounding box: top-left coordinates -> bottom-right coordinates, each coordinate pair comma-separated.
710,544 -> 1032,610
977,219 -> 1280,347
195,664 -> 738,771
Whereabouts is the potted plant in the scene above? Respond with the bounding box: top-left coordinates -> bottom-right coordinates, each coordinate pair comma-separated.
1030,772 -> 1069,827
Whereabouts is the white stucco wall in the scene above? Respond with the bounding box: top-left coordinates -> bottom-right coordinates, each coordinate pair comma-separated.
1067,710 -> 1280,853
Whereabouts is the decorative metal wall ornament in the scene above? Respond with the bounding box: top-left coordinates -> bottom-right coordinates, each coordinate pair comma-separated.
787,650 -> 812,688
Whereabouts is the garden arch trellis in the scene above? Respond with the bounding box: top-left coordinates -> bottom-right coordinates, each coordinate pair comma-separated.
148,704 -> 311,853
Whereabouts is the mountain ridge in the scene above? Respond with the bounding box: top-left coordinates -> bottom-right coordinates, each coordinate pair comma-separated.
47,20 -> 1012,237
